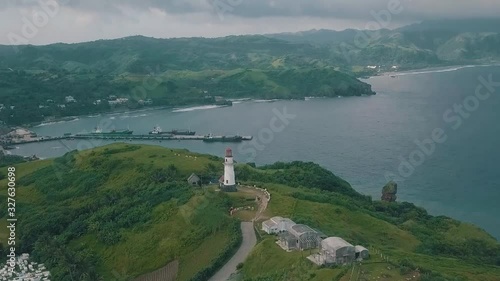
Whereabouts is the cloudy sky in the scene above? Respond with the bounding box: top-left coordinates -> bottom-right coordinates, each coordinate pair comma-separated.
1,0 -> 499,45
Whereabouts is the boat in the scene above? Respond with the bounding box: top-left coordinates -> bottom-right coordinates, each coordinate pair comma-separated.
149,126 -> 162,134
203,135 -> 243,143
149,126 -> 173,135
91,127 -> 133,135
165,129 -> 196,136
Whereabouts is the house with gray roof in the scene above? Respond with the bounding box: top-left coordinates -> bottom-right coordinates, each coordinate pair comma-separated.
278,224 -> 322,251
308,237 -> 369,265
187,173 -> 201,186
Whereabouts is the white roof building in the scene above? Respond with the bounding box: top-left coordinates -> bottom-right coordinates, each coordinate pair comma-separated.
309,237 -> 358,266
261,216 -> 296,234
65,96 -> 76,103
108,98 -> 129,105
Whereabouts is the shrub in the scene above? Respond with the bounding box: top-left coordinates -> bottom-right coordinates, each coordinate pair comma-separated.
236,263 -> 244,270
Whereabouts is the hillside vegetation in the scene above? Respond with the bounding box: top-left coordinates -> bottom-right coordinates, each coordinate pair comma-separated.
235,164 -> 500,281
0,144 -> 241,281
1,144 -> 499,280
0,35 -> 375,125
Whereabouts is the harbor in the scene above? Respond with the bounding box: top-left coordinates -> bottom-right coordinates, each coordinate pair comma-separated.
1,127 -> 253,147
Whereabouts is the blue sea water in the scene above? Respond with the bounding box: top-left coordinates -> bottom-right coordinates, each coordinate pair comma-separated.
12,65 -> 500,239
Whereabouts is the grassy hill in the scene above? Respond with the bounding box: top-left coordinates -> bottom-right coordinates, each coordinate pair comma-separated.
1,144 -> 499,281
234,164 -> 500,281
0,144 -> 241,280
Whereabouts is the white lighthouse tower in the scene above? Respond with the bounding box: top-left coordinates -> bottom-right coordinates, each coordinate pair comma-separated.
222,147 -> 236,192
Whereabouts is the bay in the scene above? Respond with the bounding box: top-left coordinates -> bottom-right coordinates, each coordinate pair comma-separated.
10,65 -> 500,239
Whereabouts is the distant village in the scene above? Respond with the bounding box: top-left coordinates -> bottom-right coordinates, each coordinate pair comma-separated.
0,95 -> 153,113
0,253 -> 51,281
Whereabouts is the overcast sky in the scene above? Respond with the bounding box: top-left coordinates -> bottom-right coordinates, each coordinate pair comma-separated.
1,0 -> 500,45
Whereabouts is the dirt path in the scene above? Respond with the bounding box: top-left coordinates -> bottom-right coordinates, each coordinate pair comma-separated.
232,185 -> 270,222
252,189 -> 269,222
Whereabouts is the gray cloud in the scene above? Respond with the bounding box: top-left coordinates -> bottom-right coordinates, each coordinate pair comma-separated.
0,0 -> 499,44
3,0 -> 500,19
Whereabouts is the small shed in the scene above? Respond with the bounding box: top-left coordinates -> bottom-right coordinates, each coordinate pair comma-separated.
187,173 -> 201,186
355,245 -> 369,260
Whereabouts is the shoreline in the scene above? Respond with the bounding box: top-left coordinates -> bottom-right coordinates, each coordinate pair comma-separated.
10,63 -> 500,129
28,105 -> 175,128
21,97 -> 348,129
368,62 -> 500,79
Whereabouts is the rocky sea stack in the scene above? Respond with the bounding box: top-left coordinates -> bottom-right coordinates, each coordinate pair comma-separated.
381,181 -> 398,202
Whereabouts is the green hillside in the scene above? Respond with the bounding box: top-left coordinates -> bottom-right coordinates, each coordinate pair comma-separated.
0,144 -> 242,280
235,165 -> 500,280
0,34 -> 375,126
1,144 -> 499,280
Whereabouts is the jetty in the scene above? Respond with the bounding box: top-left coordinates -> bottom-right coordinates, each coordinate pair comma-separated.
2,134 -> 253,146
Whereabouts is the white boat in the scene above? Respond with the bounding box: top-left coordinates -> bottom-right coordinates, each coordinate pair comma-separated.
149,126 -> 163,134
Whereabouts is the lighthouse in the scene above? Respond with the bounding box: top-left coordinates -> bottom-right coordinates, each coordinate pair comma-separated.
221,147 -> 237,192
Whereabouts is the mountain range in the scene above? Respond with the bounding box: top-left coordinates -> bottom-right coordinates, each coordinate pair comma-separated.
1,18 -> 500,125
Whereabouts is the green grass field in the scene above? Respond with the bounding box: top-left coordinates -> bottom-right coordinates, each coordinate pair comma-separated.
0,144 -> 238,280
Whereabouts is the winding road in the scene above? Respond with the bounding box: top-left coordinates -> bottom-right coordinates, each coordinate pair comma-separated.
208,187 -> 269,281
208,222 -> 257,281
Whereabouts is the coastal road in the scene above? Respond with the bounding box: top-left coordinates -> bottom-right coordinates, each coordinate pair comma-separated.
208,222 -> 257,281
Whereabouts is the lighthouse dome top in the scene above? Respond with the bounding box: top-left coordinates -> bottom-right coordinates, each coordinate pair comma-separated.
225,147 -> 233,157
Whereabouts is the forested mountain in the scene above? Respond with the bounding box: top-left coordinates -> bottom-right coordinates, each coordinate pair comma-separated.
1,19 -> 500,126
0,35 -> 377,125
267,18 -> 500,65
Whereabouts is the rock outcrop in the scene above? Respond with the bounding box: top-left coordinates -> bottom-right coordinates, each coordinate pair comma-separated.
381,181 -> 397,202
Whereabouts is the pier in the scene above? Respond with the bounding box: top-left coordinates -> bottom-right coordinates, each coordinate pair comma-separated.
3,134 -> 253,146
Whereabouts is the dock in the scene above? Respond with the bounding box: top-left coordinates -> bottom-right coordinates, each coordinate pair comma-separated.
3,134 -> 253,146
